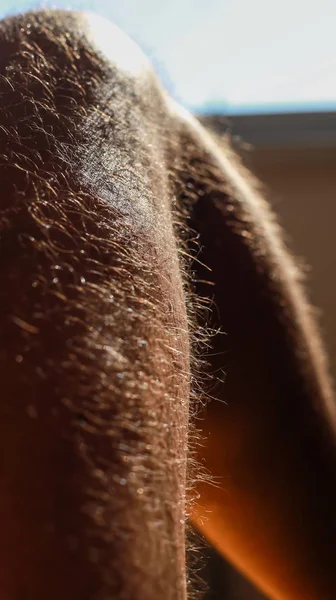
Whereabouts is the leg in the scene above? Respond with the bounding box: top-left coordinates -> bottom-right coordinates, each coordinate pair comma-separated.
0,11 -> 189,599
171,105 -> 336,600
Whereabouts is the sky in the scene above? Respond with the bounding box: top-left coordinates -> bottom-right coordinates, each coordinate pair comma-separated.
1,0 -> 336,115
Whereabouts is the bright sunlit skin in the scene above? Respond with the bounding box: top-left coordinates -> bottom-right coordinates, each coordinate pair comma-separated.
0,9 -> 336,600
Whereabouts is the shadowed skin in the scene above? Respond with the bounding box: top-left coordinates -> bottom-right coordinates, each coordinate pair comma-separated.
0,9 -> 336,600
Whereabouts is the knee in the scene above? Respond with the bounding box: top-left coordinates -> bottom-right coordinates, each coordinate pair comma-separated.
0,9 -> 152,81
0,9 -> 169,209
0,10 -> 184,320
0,12 -> 189,408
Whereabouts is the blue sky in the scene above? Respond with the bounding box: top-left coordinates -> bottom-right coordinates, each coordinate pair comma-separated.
1,0 -> 336,114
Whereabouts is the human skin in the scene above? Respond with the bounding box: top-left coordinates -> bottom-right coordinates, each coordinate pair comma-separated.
0,10 -> 190,599
0,8 -> 336,600
174,115 -> 336,599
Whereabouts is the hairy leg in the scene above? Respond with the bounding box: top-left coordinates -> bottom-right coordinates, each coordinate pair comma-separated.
171,105 -> 336,600
0,11 -> 190,599
2,9 -> 336,600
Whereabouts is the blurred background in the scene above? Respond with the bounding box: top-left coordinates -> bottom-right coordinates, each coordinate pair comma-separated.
2,1 -> 336,598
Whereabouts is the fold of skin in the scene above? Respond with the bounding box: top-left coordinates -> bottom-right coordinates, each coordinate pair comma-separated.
171,108 -> 336,599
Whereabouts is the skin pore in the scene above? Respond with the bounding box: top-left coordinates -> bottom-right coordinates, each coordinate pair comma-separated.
0,8 -> 336,600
